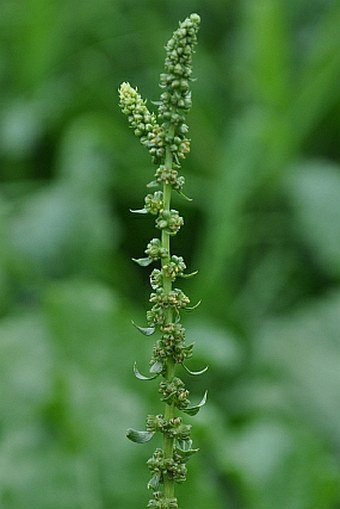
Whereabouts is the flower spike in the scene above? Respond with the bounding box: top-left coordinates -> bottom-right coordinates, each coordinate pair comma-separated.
119,13 -> 205,509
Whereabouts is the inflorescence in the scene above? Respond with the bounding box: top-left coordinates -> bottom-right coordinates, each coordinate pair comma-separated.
118,13 -> 206,509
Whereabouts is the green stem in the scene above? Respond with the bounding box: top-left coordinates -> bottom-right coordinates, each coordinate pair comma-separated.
161,144 -> 176,500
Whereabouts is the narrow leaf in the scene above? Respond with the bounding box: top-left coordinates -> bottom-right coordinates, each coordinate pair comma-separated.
132,321 -> 156,336
180,270 -> 198,279
185,299 -> 202,311
126,428 -> 155,444
130,208 -> 148,214
182,364 -> 209,376
132,257 -> 153,267
177,189 -> 193,202
182,390 -> 208,416
133,362 -> 158,381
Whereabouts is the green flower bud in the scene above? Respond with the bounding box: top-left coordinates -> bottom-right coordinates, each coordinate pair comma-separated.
156,210 -> 184,235
150,268 -> 163,289
118,82 -> 164,162
157,12 -> 200,162
162,255 -> 186,280
145,238 -> 169,260
159,377 -> 190,409
145,191 -> 164,215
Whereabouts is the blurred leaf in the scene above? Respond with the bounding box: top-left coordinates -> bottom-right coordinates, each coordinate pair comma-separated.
254,290 -> 340,448
8,183 -> 118,277
0,100 -> 44,158
217,418 -> 339,509
188,319 -> 243,373
0,313 -> 52,426
286,161 -> 340,277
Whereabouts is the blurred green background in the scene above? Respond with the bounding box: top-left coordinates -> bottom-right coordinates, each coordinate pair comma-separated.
1,0 -> 340,508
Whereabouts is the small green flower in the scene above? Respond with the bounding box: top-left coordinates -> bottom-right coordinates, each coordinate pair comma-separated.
145,238 -> 169,260
145,191 -> 164,215
155,166 -> 185,191
159,377 -> 190,409
162,256 -> 186,279
156,209 -> 184,235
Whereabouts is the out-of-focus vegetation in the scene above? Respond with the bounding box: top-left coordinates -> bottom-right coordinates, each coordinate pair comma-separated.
1,1 -> 340,508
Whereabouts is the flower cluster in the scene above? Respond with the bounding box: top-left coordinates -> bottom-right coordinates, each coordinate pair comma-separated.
159,378 -> 190,409
148,492 -> 178,509
145,191 -> 164,215
158,13 -> 201,164
156,210 -> 184,235
150,323 -> 193,365
154,165 -> 185,191
119,13 -> 204,509
146,415 -> 192,441
147,448 -> 187,485
145,238 -> 169,261
150,257 -> 186,289
118,83 -> 164,163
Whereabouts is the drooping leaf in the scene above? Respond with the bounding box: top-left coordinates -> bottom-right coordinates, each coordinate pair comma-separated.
180,270 -> 199,279
182,390 -> 208,416
126,428 -> 155,444
185,299 -> 202,311
177,189 -> 193,201
133,362 -> 158,381
130,208 -> 148,214
182,363 -> 208,376
131,321 -> 156,336
132,257 -> 153,267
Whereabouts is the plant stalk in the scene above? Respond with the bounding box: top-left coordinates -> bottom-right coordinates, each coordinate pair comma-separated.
162,144 -> 176,499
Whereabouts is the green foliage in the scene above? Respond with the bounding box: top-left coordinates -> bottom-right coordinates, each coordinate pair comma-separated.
1,1 -> 340,508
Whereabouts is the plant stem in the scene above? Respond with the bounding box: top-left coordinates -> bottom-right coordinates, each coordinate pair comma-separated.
162,144 -> 176,499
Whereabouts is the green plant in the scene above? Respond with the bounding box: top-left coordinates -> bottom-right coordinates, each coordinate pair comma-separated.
118,13 -> 206,509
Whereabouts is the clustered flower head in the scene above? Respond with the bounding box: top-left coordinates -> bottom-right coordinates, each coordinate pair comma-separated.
118,13 -> 201,174
158,13 -> 201,165
119,13 -> 205,509
118,82 -> 164,163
